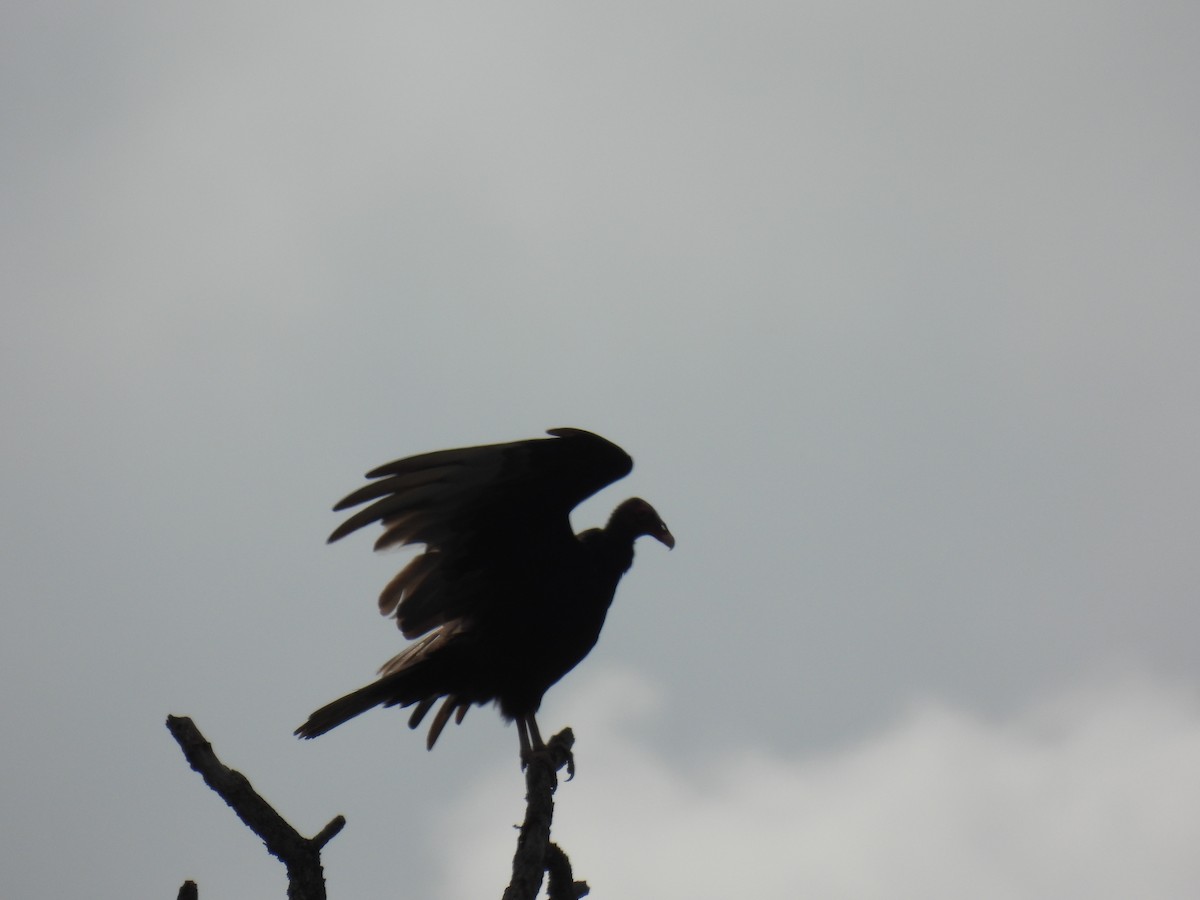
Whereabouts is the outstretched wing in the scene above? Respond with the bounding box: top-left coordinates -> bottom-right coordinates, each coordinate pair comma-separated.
328,428 -> 633,638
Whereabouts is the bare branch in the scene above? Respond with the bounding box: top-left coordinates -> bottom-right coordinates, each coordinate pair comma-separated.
311,815 -> 347,850
503,728 -> 586,900
166,715 -> 343,900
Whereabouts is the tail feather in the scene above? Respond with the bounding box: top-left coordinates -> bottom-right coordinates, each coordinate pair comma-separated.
296,625 -> 472,742
425,695 -> 469,749
295,676 -> 415,739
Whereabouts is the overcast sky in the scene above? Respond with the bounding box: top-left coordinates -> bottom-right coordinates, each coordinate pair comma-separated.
4,2 -> 1200,898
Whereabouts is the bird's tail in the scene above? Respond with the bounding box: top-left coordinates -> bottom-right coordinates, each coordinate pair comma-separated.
296,627 -> 468,742
294,678 -> 408,739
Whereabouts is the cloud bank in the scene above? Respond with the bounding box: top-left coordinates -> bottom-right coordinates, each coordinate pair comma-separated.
437,668 -> 1200,899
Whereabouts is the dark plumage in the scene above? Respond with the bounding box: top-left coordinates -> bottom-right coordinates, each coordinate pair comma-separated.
295,428 -> 673,760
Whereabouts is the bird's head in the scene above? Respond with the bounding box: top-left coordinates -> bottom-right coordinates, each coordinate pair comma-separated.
611,497 -> 675,549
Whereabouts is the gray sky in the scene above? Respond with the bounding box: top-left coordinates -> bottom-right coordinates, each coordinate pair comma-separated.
4,2 -> 1200,897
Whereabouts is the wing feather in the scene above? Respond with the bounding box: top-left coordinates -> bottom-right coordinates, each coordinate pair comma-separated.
327,428 -> 633,637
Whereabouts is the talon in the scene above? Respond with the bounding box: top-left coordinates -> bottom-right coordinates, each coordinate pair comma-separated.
519,728 -> 577,780
547,728 -> 576,779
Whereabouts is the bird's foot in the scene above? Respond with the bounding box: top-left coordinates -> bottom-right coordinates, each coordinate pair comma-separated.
521,727 -> 576,782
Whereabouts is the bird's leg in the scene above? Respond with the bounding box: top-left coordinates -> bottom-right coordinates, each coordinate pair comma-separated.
527,715 -> 545,751
517,716 -> 534,763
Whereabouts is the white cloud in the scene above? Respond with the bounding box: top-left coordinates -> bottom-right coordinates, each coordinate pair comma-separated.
436,668 -> 1200,900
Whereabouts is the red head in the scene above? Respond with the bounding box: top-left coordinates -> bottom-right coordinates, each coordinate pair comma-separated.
610,497 -> 675,549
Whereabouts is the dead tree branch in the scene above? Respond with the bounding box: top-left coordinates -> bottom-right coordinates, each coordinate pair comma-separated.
503,728 -> 589,900
166,715 -> 345,900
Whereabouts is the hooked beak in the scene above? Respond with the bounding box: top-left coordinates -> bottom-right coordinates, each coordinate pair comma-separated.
656,524 -> 676,550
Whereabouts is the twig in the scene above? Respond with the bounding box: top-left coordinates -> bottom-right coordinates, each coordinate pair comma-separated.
166,715 -> 345,900
545,843 -> 589,900
503,728 -> 589,900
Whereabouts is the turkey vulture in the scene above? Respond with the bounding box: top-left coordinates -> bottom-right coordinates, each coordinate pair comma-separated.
295,428 -> 673,761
